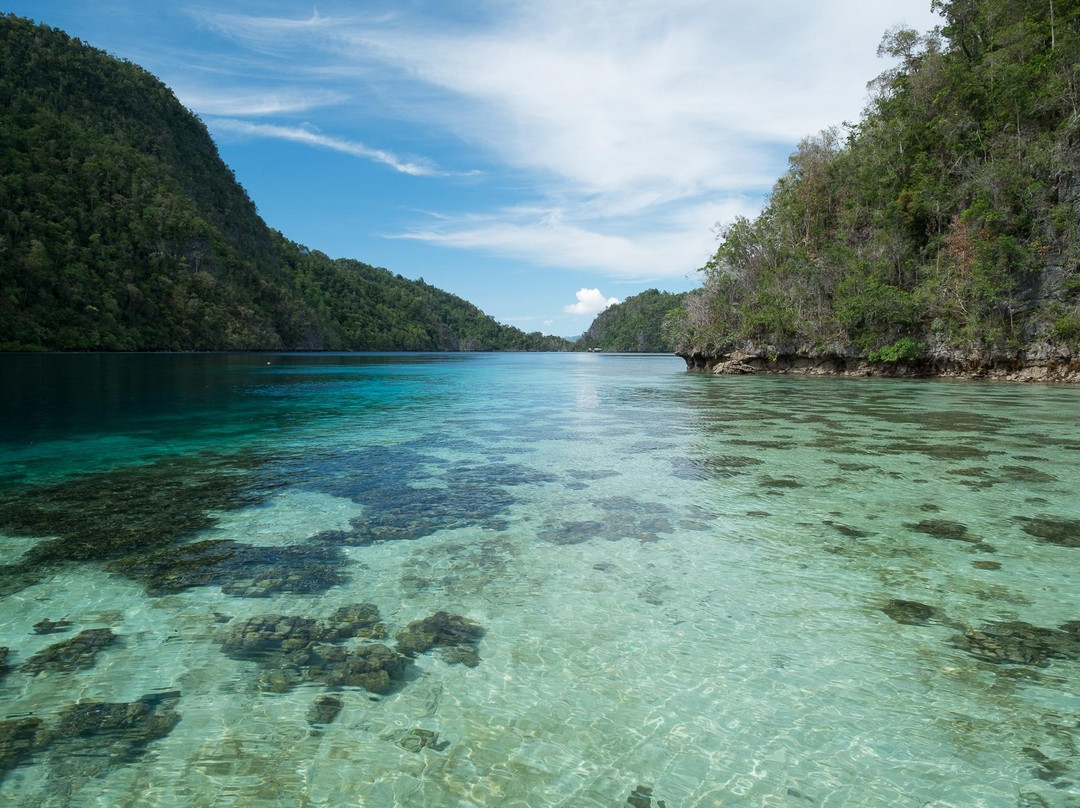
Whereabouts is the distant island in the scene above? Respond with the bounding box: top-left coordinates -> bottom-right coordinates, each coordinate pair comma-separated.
674,0 -> 1080,382
0,14 -> 571,353
575,289 -> 687,353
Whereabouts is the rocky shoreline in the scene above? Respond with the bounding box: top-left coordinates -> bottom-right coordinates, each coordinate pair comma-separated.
678,350 -> 1080,383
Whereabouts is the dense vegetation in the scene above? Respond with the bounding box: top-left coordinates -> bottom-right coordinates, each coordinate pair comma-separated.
577,289 -> 687,352
0,15 -> 570,352
677,0 -> 1080,365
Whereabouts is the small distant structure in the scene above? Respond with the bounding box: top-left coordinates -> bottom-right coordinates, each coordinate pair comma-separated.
588,347 -> 602,353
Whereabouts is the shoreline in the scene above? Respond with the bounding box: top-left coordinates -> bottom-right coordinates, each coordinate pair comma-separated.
678,351 -> 1080,383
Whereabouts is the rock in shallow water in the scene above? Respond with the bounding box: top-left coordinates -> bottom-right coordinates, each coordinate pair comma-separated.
22,628 -> 118,675
383,727 -> 449,753
882,599 -> 945,626
306,695 -> 344,726
220,606 -> 404,694
113,539 -> 349,597
1018,516 -> 1080,547
396,612 -> 485,667
949,621 -> 1080,667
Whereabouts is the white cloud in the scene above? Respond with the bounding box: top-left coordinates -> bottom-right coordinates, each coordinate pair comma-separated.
186,0 -> 943,278
206,118 -> 440,176
564,289 -> 620,316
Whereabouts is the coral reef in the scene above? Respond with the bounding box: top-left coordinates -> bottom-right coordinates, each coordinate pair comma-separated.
22,628 -> 119,675
396,612 -> 485,667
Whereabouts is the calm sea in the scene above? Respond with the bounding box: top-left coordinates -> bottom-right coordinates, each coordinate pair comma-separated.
1,352 -> 1078,807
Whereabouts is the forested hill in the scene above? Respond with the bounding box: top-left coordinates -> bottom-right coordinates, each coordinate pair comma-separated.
0,14 -> 569,352
578,289 -> 687,352
678,0 -> 1080,376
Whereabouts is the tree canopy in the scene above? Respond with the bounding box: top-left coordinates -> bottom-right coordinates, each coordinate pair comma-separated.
0,14 -> 570,352
678,0 -> 1080,364
578,290 -> 688,352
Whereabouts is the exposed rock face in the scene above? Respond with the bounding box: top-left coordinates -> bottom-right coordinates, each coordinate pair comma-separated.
678,348 -> 1080,383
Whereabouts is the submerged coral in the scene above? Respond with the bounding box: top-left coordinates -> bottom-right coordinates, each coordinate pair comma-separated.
0,692 -> 180,782
22,628 -> 119,675
882,599 -> 946,626
306,695 -> 344,726
396,612 -> 485,667
1018,516 -> 1080,548
0,453 -> 273,565
220,606 -> 403,694
0,717 -> 48,779
383,727 -> 449,753
949,621 -> 1080,667
32,618 -> 73,635
113,539 -> 349,597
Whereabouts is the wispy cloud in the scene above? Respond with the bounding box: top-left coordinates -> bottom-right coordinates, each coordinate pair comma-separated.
184,0 -> 941,278
394,197 -> 757,280
207,118 -> 441,176
178,88 -> 348,117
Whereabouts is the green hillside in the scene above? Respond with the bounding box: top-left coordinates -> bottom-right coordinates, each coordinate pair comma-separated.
0,14 -> 569,352
678,0 -> 1080,370
578,289 -> 687,352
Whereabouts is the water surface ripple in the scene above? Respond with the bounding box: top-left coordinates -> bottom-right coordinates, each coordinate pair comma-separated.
1,353 -> 1078,807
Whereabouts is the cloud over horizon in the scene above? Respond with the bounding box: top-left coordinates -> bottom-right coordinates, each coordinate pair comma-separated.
564,288 -> 620,316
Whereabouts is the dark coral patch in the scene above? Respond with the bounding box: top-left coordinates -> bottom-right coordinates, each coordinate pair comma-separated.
0,453 -> 272,565
882,599 -> 944,626
112,540 -> 349,597
220,607 -> 403,694
1017,516 -> 1080,548
949,621 -> 1080,667
396,612 -> 485,667
907,519 -> 972,541
22,628 -> 119,675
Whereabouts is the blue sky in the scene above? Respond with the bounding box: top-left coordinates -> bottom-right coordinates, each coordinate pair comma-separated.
8,1 -> 942,336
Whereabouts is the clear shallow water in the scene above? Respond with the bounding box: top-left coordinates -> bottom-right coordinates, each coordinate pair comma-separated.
0,352 -> 1078,807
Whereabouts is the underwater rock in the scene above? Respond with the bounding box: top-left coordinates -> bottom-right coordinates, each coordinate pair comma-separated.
114,539 -> 349,597
626,784 -> 666,808
949,621 -> 1080,667
972,560 -> 1002,570
1017,792 -> 1051,808
22,628 -> 118,674
0,647 -> 8,680
221,607 -> 406,694
0,717 -> 49,777
306,695 -> 344,726
396,612 -> 484,667
32,618 -> 73,635
1017,516 -> 1080,548
882,599 -> 944,626
384,727 -> 449,753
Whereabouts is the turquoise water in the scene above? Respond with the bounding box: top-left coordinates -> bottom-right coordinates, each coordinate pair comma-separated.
1,352 -> 1078,807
